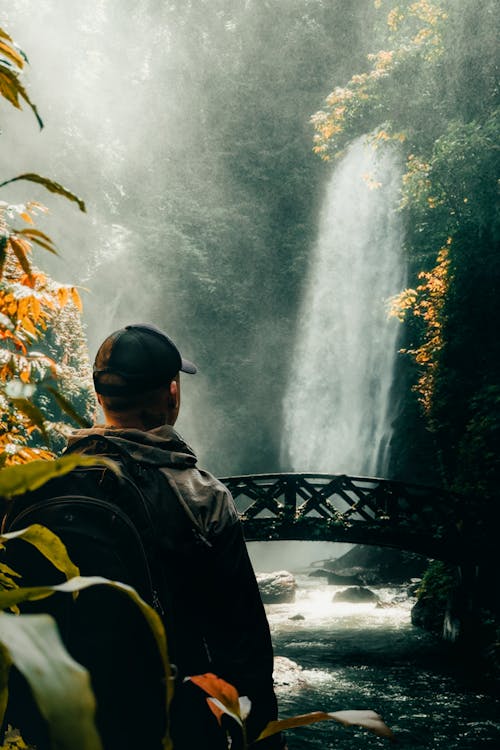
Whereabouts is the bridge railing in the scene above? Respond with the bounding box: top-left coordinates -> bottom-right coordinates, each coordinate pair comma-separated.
220,473 -> 476,561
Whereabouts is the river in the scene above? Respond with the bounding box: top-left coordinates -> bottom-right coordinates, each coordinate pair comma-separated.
263,573 -> 500,750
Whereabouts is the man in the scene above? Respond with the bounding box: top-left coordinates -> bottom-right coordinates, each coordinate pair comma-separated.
73,323 -> 282,749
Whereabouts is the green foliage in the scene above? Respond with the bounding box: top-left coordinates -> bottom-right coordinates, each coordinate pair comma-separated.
0,508 -> 175,749
417,560 -> 455,604
0,612 -> 102,750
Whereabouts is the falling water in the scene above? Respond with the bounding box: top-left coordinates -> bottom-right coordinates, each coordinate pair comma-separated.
282,137 -> 405,477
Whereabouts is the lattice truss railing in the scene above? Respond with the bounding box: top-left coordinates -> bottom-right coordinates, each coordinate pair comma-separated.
220,473 -> 471,558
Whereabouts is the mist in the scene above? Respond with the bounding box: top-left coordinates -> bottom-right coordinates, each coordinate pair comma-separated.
0,1 -> 383,479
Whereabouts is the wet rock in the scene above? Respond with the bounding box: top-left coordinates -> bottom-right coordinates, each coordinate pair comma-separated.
408,580 -> 422,597
289,613 -> 305,621
257,570 -> 297,604
411,595 -> 444,633
273,656 -> 308,688
333,586 -> 380,604
376,600 -> 395,609
327,571 -> 363,586
318,545 -> 429,585
308,568 -> 331,578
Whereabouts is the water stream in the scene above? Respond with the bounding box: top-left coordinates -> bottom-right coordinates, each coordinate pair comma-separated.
266,574 -> 500,749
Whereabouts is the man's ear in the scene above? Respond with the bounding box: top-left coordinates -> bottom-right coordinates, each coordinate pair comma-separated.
168,379 -> 179,408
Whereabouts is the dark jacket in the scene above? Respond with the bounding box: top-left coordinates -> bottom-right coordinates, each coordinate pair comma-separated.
67,424 -> 279,749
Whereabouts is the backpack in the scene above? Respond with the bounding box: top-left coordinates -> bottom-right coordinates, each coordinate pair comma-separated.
0,435 -> 194,750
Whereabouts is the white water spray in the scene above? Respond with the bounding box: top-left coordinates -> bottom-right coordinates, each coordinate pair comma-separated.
282,137 -> 405,476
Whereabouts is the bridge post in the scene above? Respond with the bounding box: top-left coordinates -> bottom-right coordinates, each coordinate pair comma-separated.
283,477 -> 297,524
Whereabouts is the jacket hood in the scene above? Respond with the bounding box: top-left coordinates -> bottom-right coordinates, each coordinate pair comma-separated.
67,424 -> 198,469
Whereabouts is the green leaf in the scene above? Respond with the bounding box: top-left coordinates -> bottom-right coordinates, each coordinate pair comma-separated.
0,576 -> 174,750
0,642 -> 11,728
256,709 -> 395,743
0,174 -> 85,212
0,524 -> 79,582
0,454 -> 119,499
45,385 -> 92,428
0,612 -> 102,750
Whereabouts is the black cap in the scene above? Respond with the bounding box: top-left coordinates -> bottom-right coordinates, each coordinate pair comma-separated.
93,323 -> 197,396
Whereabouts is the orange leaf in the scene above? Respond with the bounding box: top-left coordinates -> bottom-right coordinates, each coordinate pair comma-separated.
19,367 -> 31,384
0,39 -> 25,69
9,236 -> 33,278
206,698 -> 226,726
187,674 -> 241,721
57,287 -> 69,307
70,287 -> 82,311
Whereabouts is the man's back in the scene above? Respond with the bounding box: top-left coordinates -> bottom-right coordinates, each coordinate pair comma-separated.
3,322 -> 281,749
65,424 -> 279,747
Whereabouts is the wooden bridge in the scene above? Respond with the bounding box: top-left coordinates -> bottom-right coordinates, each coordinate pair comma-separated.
220,473 -> 482,563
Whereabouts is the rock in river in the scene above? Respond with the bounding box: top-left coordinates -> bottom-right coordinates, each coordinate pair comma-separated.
257,570 -> 297,604
333,586 -> 380,604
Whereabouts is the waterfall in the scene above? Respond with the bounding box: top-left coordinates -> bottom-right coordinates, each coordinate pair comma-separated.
282,137 -> 405,477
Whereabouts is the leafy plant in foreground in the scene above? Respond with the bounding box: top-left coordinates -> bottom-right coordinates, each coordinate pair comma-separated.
0,25 -> 91,467
187,672 -> 395,747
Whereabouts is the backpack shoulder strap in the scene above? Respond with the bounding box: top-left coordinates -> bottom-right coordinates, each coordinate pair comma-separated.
66,434 -> 211,546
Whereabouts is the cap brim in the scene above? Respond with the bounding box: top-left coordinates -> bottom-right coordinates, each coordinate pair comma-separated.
181,358 -> 197,374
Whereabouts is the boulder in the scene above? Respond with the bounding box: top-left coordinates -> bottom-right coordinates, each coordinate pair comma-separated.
333,586 -> 380,604
316,545 -> 429,585
327,571 -> 363,586
257,571 -> 297,604
308,568 -> 331,578
411,595 -> 444,633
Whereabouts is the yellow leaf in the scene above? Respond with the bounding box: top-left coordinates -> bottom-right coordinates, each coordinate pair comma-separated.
0,453 -> 119,498
0,39 -> 25,69
257,709 -> 395,742
0,524 -> 79,582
